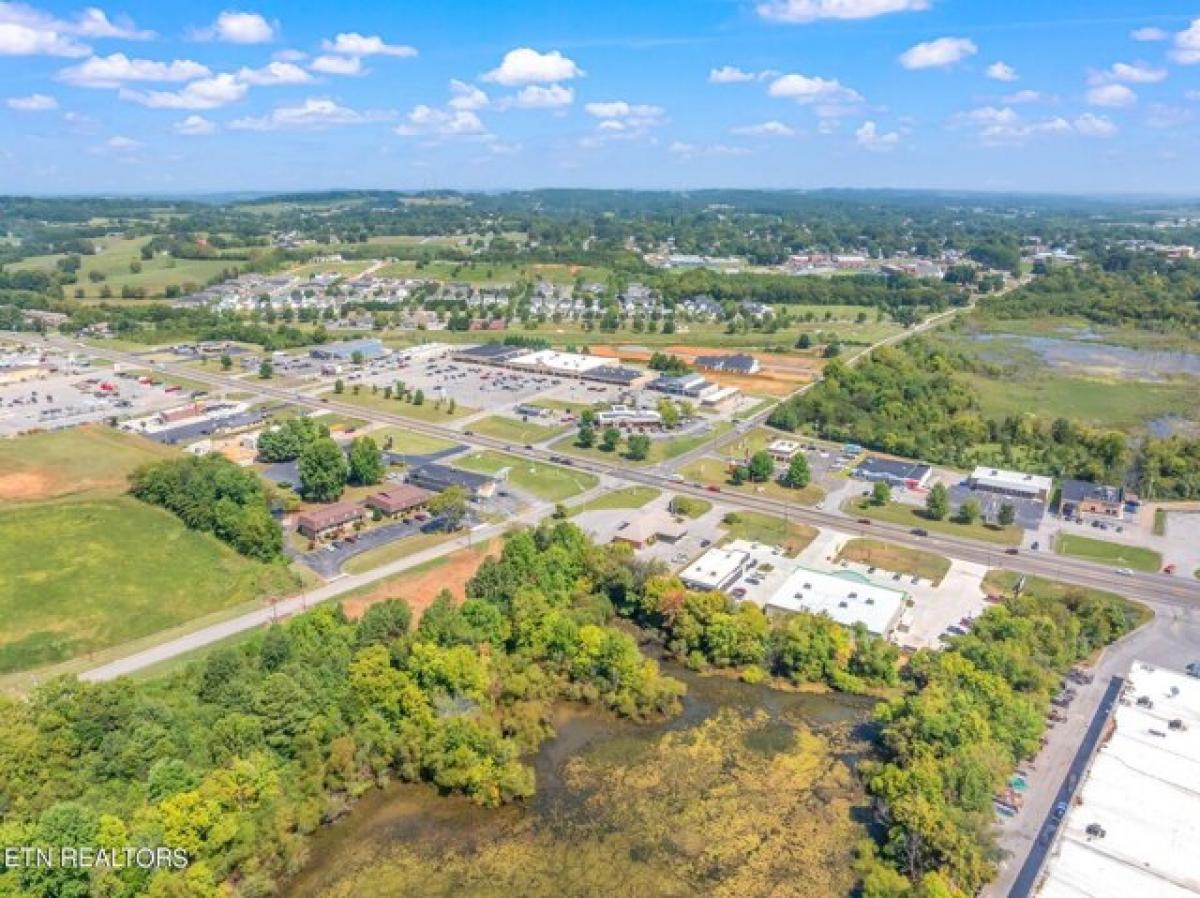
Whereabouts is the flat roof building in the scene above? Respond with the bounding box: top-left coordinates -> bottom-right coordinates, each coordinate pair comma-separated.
1060,479 -> 1126,519
595,405 -> 663,428
764,566 -> 906,636
680,547 -> 751,592
451,343 -> 529,365
968,466 -> 1053,501
309,338 -> 390,362
408,463 -> 498,499
508,349 -> 616,376
767,439 -> 803,462
694,353 -> 761,375
855,456 -> 934,490
648,373 -> 717,399
1035,661 -> 1200,898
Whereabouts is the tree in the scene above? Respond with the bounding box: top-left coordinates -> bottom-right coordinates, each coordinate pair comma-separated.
956,497 -> 981,524
219,354 -> 232,371
351,350 -> 365,366
747,450 -> 774,483
795,333 -> 813,349
600,426 -> 621,452
626,434 -> 651,460
997,502 -> 1016,526
657,399 -> 681,429
925,482 -> 949,521
428,486 -> 468,530
413,389 -> 425,406
347,436 -> 384,486
871,481 -> 892,506
298,437 -> 348,502
334,378 -> 345,394
577,424 -> 596,448
782,454 -> 811,489
258,360 -> 273,379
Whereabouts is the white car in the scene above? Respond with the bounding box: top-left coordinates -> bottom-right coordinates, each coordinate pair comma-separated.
1116,567 -> 1134,577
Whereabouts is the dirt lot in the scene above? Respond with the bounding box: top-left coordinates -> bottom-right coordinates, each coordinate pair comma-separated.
588,344 -> 818,397
341,538 -> 500,621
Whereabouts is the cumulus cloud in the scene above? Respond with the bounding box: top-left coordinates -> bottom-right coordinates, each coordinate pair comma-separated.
194,10 -> 275,44
855,120 -> 900,151
709,65 -> 757,83
899,37 -> 977,70
767,73 -> 862,105
120,73 -> 248,109
1131,26 -> 1167,42
320,32 -> 416,58
57,53 -> 211,88
482,48 -> 583,86
236,61 -> 312,86
72,7 -> 154,39
1085,83 -> 1137,107
394,104 -> 488,137
1088,61 -> 1166,85
756,0 -> 929,24
173,114 -> 216,135
730,120 -> 796,137
1172,19 -> 1200,64
91,134 -> 142,157
581,100 -> 666,144
1073,112 -> 1117,137
6,92 -> 58,110
232,97 -> 388,130
505,84 -> 573,109
0,4 -> 154,57
309,54 -> 365,76
955,105 -> 1115,144
448,79 -> 488,111
1003,89 -> 1047,105
986,61 -> 1017,82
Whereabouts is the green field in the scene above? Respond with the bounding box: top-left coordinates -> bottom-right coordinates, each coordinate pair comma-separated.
454,451 -> 598,502
320,389 -> 475,422
719,511 -> 817,557
470,415 -> 570,445
679,456 -> 826,507
845,497 -> 1023,546
369,427 -> 460,456
1055,534 -> 1163,572
341,530 -> 461,576
669,495 -> 713,519
374,259 -> 611,286
552,422 -> 735,467
569,486 -> 660,515
836,538 -> 951,585
0,497 -> 297,674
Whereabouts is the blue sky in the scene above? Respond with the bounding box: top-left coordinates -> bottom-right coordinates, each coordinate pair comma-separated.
2,0 -> 1199,195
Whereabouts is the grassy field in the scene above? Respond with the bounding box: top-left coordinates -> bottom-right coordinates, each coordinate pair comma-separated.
374,259 -> 612,286
454,450 -> 598,502
1055,534 -> 1163,572
552,422 -> 735,467
679,456 -> 826,507
341,529 -> 461,576
370,426 -> 460,456
0,497 -> 298,674
836,538 -> 952,585
569,486 -> 660,515
719,511 -> 817,556
982,570 -> 1151,624
320,389 -> 475,422
470,415 -> 570,445
669,495 -> 713,518
845,497 -> 1023,546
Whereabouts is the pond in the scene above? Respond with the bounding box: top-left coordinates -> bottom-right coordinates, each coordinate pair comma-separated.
287,663 -> 878,898
968,333 -> 1200,382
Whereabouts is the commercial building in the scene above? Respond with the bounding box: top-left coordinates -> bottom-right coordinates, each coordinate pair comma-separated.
1059,479 -> 1126,520
648,372 -> 718,399
408,463 -> 498,499
508,349 -> 615,377
611,511 -> 690,549
968,466 -> 1053,501
767,439 -> 803,462
764,566 -> 906,636
451,343 -> 529,366
855,456 -> 934,490
365,484 -> 435,517
680,547 -> 751,592
694,353 -> 761,375
309,338 -> 390,362
1034,661 -> 1200,898
595,405 -> 663,428
449,344 -> 651,386
295,501 -> 365,539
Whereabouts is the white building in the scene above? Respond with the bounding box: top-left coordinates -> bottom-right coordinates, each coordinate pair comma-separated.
764,565 -> 906,635
680,547 -> 751,592
767,439 -> 803,462
507,349 -> 616,377
968,466 -> 1054,501
1035,661 -> 1200,898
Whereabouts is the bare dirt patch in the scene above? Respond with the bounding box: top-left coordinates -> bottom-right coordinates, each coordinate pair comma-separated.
342,538 -> 500,622
0,472 -> 57,502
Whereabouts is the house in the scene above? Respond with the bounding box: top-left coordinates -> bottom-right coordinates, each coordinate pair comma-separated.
854,456 -> 933,490
1060,479 -> 1125,520
611,511 -> 689,548
680,547 -> 751,592
365,484 -> 435,517
295,501 -> 365,539
408,463 -> 498,499
694,353 -> 761,375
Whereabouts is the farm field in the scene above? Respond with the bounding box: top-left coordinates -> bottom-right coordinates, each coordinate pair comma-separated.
1055,534 -> 1163,572
844,497 -> 1023,546
719,511 -> 817,556
469,415 -> 570,444
454,450 -> 598,502
836,538 -> 952,585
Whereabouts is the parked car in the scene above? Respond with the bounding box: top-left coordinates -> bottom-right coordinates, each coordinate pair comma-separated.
1005,548 -> 1019,555
911,528 -> 928,537
1116,567 -> 1134,576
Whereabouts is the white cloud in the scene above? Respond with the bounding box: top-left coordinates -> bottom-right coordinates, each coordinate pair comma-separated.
507,84 -> 573,109
709,65 -> 757,83
767,73 -> 862,105
1003,89 -> 1046,104
173,114 -> 216,135
581,101 -> 666,144
1073,112 -> 1117,137
986,61 -> 1017,82
899,37 -> 977,70
72,7 -> 154,40
92,134 -> 142,156
448,79 -> 488,111
310,54 -> 365,76
669,141 -> 750,158
394,104 -> 488,137
120,73 -> 248,109
0,4 -> 154,57
1145,103 -> 1192,129
236,61 -> 312,85
6,92 -> 57,110
57,53 -> 211,88
1131,26 -> 1167,42
482,48 -> 583,86
1088,61 -> 1167,85
855,120 -> 900,151
320,32 -> 415,58
1085,83 -> 1136,107
196,10 -> 275,44
1171,19 -> 1200,64
273,48 -> 306,62
730,120 -> 795,137
232,97 -> 386,130
756,0 -> 929,24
